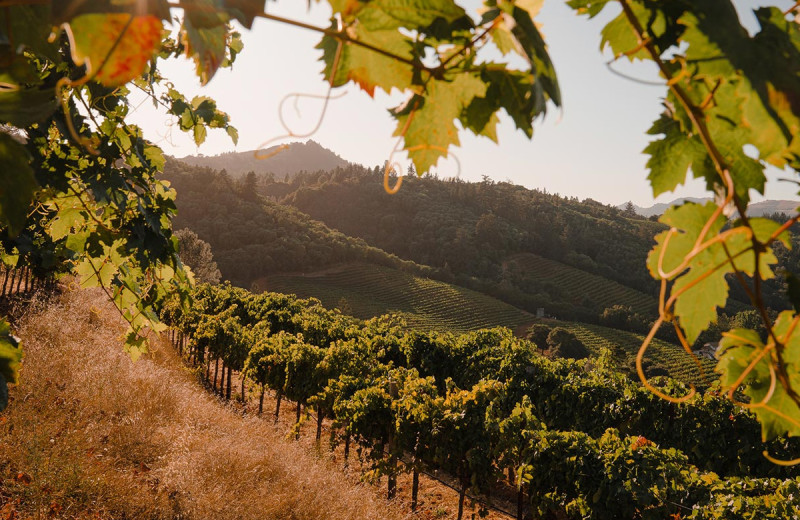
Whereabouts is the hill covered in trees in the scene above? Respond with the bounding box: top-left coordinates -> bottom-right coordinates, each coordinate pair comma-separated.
165,159 -> 800,325
176,140 -> 348,180
162,159 -> 432,288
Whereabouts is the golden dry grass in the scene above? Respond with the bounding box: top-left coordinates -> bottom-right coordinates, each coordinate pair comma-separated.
0,287 -> 409,520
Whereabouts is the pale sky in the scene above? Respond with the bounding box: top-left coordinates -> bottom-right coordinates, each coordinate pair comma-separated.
128,0 -> 799,207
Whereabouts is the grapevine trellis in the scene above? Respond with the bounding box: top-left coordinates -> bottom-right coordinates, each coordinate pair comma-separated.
162,282 -> 800,520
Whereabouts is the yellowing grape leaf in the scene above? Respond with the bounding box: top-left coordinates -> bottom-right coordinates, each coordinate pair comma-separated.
318,23 -> 414,97
181,17 -> 228,85
66,14 -> 163,87
393,72 -> 487,174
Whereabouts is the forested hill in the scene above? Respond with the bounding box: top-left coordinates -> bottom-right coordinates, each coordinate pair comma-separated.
162,159 -> 431,288
276,166 -> 662,297
165,159 -> 799,323
175,140 -> 348,179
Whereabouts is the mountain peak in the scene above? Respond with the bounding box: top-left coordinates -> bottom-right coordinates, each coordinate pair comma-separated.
176,141 -> 348,179
619,198 -> 799,218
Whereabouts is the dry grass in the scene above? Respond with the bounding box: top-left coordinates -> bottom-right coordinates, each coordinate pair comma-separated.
0,287 -> 409,520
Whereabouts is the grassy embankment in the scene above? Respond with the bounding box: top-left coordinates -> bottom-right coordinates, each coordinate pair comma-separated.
0,287 -> 407,520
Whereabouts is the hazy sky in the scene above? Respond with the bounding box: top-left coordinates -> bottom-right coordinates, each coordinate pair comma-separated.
128,0 -> 798,207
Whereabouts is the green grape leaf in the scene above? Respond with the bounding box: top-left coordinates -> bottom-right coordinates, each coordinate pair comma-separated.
392,71 -> 487,174
488,21 -> 519,57
644,115 -> 707,197
124,328 -> 148,362
506,4 -> 560,109
718,313 -> 800,440
0,318 -> 22,388
181,16 -> 228,85
775,311 -> 800,367
0,133 -> 37,236
737,8 -> 800,170
566,0 -> 613,18
318,23 -> 414,97
357,0 -> 468,31
226,126 -> 239,145
66,14 -> 164,87
648,202 -> 726,343
601,9 -> 648,60
0,5 -> 59,61
49,206 -> 85,241
0,87 -> 59,128
650,203 -> 785,344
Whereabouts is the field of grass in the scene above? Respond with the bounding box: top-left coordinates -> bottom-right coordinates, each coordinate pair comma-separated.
1,288 -> 406,520
541,319 -> 717,387
508,253 -> 659,314
260,263 -> 533,333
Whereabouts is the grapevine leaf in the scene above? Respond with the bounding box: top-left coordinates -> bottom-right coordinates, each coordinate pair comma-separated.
318,23 -> 414,97
786,272 -> 800,314
506,4 -> 560,109
357,0 -> 468,31
650,202 -> 784,344
392,72 -> 487,174
775,311 -> 800,367
718,314 -> 800,440
221,0 -> 267,29
51,0 -> 171,23
648,202 -> 727,343
66,14 -> 164,87
0,318 -> 22,387
0,5 -> 59,61
0,87 -> 59,128
644,115 -> 707,197
181,16 -> 228,85
488,20 -> 519,57
49,206 -> 85,241
566,0 -> 613,18
0,133 -> 37,236
601,8 -> 650,61
737,8 -> 800,169
124,328 -> 147,362
671,252 -> 732,345
226,126 -> 239,145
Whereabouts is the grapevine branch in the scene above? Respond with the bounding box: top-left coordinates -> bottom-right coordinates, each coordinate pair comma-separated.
618,0 -> 800,428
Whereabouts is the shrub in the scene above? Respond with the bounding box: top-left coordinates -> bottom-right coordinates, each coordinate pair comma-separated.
546,328 -> 588,360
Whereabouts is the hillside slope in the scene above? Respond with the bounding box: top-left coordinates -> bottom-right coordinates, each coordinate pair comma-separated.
164,159 -> 432,288
0,288 -> 404,520
260,262 -> 533,333
506,253 -> 658,314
